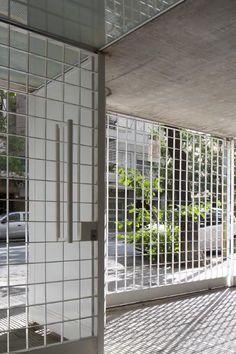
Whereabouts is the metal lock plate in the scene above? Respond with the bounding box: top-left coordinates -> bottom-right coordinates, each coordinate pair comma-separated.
79,222 -> 98,241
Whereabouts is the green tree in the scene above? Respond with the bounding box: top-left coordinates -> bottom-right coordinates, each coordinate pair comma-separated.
116,167 -> 211,262
109,120 -> 224,266
0,89 -> 25,177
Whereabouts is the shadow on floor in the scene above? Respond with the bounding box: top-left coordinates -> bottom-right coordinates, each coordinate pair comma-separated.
105,287 -> 236,354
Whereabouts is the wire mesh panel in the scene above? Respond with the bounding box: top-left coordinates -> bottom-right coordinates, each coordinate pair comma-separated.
105,0 -> 183,43
231,140 -> 236,283
106,112 -> 229,294
0,23 -> 99,353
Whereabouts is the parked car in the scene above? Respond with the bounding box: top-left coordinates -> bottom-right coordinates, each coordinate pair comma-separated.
199,208 -> 236,252
147,208 -> 236,253
0,212 -> 27,241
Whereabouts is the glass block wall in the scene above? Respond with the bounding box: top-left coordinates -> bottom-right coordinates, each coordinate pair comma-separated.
105,0 -> 183,44
0,0 -> 183,48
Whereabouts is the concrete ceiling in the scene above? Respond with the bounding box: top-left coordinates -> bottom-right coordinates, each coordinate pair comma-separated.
104,0 -> 236,138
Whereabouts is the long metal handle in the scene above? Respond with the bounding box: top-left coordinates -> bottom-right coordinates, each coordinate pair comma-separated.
56,124 -> 60,241
67,119 -> 73,243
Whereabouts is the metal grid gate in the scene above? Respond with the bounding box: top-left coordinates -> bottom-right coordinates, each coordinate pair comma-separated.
106,112 -> 233,300
0,22 -> 100,353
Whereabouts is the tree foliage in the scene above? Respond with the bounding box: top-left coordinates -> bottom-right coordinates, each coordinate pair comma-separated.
116,167 -> 212,261
0,90 -> 25,177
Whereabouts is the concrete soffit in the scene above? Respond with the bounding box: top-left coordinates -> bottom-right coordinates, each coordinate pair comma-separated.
104,0 -> 236,138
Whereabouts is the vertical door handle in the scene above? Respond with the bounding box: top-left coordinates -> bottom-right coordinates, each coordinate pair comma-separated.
56,124 -> 60,241
67,119 -> 73,243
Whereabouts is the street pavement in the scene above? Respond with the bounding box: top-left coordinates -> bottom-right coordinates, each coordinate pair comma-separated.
0,243 -> 26,308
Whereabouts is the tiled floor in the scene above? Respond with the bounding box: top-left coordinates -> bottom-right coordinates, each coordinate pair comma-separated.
105,288 -> 236,354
